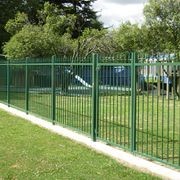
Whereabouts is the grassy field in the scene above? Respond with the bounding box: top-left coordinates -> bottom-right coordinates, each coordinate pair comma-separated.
0,109 -> 160,179
0,89 -> 179,167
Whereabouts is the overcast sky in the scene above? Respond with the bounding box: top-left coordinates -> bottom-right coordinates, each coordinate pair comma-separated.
93,0 -> 148,28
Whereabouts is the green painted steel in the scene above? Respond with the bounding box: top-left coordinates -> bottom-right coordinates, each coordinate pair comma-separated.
0,53 -> 179,169
0,63 -> 7,103
97,53 -> 132,150
53,56 -> 92,135
131,52 -> 137,151
51,55 -> 56,125
25,58 -> 29,114
7,60 -> 10,106
92,54 -> 99,141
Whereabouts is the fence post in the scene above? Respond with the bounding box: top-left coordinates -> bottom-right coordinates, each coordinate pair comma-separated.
25,57 -> 29,114
131,52 -> 137,152
92,53 -> 99,141
51,55 -> 56,125
96,54 -> 100,138
7,59 -> 10,107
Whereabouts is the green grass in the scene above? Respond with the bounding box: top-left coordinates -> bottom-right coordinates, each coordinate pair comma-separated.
0,89 -> 179,167
0,109 -> 160,179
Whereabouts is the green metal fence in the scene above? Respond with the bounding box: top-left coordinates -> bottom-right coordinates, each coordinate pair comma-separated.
0,53 -> 179,169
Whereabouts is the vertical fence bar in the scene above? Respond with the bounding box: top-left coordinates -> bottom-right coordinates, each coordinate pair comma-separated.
7,59 -> 10,107
131,52 -> 137,152
92,53 -> 99,141
25,57 -> 29,114
96,55 -> 100,138
51,55 -> 56,125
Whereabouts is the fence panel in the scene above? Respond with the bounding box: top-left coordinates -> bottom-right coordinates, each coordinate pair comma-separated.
8,63 -> 26,110
135,59 -> 180,167
97,53 -> 132,150
0,53 -> 179,168
55,58 -> 93,135
0,62 -> 7,103
28,60 -> 52,120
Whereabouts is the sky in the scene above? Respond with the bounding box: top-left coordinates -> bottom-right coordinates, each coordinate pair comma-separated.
93,0 -> 148,28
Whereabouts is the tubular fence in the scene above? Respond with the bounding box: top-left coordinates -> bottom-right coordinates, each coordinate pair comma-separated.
0,52 -> 179,169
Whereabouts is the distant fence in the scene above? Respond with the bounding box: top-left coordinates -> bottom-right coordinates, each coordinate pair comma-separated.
0,52 -> 180,168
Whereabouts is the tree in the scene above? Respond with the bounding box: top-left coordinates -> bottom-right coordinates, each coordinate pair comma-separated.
143,0 -> 180,99
0,0 -> 19,52
93,30 -> 119,55
3,2 -> 105,59
38,2 -> 77,36
112,22 -> 143,52
3,24 -> 75,59
73,28 -> 107,59
143,0 -> 180,52
0,0 -> 44,52
5,12 -> 30,36
139,24 -> 166,54
46,0 -> 103,38
3,25 -> 50,59
0,0 -> 102,53
3,3 -> 77,59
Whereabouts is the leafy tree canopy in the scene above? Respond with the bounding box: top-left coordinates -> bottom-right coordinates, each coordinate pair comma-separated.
3,3 -> 100,59
46,0 -> 103,37
143,0 -> 180,52
0,0 -> 102,53
113,22 -> 143,52
5,12 -> 30,36
0,0 -> 44,52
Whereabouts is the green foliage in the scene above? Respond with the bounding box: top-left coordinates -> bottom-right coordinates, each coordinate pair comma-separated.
113,22 -> 143,52
3,24 -> 75,59
51,33 -> 76,56
99,0 -> 180,54
47,0 -> 103,38
3,3 -> 78,59
3,25 -> 50,59
73,28 -> 107,58
0,0 -> 102,53
5,12 -> 29,35
3,2 -> 103,59
39,2 -> 77,36
143,0 -> 180,52
140,24 -> 165,53
2,0 -> 179,58
0,0 -> 44,52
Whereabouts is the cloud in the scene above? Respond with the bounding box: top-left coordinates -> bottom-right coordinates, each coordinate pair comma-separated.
102,0 -> 147,5
93,0 -> 146,28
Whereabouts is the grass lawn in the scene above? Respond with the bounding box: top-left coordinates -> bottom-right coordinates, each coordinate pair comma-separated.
0,109 -> 160,180
0,88 -> 179,167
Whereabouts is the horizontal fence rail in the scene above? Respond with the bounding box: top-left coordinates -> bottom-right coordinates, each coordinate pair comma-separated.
0,52 -> 179,169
